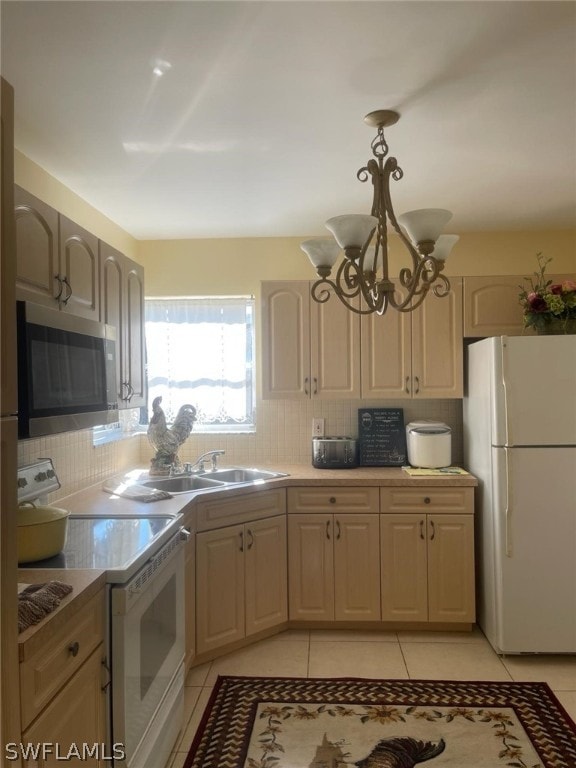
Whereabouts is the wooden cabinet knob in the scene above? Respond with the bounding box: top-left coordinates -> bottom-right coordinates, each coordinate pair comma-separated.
424,497 -> 431,504
329,497 -> 336,504
68,641 -> 80,657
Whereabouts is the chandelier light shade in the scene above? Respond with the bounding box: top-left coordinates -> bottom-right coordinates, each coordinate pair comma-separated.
301,109 -> 459,315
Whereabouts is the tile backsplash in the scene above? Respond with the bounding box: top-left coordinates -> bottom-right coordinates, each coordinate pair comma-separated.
18,399 -> 463,502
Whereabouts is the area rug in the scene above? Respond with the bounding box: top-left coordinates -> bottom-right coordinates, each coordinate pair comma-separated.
184,676 -> 576,768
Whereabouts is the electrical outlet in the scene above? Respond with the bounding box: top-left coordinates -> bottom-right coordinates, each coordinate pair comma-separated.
312,418 -> 325,437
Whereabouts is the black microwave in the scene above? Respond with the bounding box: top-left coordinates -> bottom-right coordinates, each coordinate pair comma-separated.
17,301 -> 119,438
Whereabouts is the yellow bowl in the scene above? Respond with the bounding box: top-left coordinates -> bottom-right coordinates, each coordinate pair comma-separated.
17,504 -> 70,564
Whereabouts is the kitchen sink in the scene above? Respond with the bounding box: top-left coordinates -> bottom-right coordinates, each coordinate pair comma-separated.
200,468 -> 288,484
141,475 -> 226,494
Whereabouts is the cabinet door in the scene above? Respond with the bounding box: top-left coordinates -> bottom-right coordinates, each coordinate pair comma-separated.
245,516 -> 287,636
59,215 -> 99,319
1,81 -> 17,416
261,281 -> 310,399
196,525 -> 245,655
184,529 -> 196,671
380,514 -> 428,622
22,646 -> 107,767
287,514 -> 334,621
360,283 -> 411,398
99,241 -> 124,403
411,277 -> 463,398
15,185 -> 60,306
427,514 -> 475,623
124,260 -> 147,407
334,514 -> 380,621
310,284 -> 360,399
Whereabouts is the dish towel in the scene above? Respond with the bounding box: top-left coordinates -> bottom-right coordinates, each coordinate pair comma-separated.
18,581 -> 73,633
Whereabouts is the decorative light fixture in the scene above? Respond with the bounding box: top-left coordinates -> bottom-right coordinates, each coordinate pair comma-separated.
300,110 -> 459,316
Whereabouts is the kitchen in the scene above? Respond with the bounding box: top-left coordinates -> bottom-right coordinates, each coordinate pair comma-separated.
2,2 -> 576,767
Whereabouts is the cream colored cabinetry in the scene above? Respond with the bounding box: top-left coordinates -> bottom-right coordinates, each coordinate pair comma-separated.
261,281 -> 360,399
195,489 -> 288,657
463,274 -> 574,337
99,241 -> 147,408
19,590 -> 107,766
184,527 -> 196,671
380,488 -> 475,623
287,487 -> 381,621
361,277 -> 463,398
15,186 -> 100,320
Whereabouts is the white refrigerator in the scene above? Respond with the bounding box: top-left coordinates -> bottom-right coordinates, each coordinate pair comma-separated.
464,335 -> 576,654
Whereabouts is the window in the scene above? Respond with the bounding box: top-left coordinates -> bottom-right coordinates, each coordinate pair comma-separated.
145,296 -> 255,433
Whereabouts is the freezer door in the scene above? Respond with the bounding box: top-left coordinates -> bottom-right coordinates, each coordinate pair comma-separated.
492,335 -> 576,446
492,446 -> 576,653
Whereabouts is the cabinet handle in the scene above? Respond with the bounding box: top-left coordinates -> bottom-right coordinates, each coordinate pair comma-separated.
405,376 -> 410,395
424,497 -> 431,504
101,656 -> 111,692
414,376 -> 420,394
54,274 -> 64,301
336,520 -> 341,540
247,529 -> 254,550
61,276 -> 73,305
239,531 -> 244,552
419,520 -> 425,540
430,520 -> 436,541
313,377 -> 318,395
304,377 -> 309,395
329,497 -> 336,504
326,520 -> 331,540
68,641 -> 80,657
126,382 -> 134,402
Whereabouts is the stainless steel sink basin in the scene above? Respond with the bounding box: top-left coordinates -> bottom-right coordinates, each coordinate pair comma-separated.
141,475 -> 226,494
201,468 -> 288,484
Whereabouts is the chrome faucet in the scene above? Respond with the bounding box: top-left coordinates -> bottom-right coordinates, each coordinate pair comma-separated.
187,450 -> 225,473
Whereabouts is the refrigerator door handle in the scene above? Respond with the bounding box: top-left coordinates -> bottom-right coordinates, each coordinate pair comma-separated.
504,447 -> 512,557
501,337 -> 512,446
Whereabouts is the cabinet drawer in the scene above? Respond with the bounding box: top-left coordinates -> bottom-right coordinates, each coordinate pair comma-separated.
380,487 -> 473,515
288,486 -> 379,514
196,488 -> 286,531
20,590 -> 105,729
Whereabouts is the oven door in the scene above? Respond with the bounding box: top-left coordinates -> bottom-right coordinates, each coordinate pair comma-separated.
111,532 -> 186,767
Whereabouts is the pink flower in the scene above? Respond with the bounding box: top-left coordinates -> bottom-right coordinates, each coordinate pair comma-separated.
562,280 -> 576,292
550,284 -> 563,295
527,292 -> 548,312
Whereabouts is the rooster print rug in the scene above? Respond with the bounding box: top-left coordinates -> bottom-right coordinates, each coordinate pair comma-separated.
183,676 -> 576,768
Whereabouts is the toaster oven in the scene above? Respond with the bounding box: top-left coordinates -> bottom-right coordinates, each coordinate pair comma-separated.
312,437 -> 358,469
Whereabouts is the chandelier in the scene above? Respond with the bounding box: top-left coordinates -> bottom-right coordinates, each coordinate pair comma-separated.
300,110 -> 459,316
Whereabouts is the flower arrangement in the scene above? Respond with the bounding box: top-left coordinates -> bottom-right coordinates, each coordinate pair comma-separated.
518,253 -> 576,333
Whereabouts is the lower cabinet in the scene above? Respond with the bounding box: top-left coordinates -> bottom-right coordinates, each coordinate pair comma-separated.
195,515 -> 288,656
19,589 -> 107,766
287,486 -> 381,622
21,646 -> 107,767
380,488 -> 475,623
184,527 -> 196,671
288,512 -> 381,621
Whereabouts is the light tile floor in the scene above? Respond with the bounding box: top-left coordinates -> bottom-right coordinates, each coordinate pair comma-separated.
165,627 -> 576,768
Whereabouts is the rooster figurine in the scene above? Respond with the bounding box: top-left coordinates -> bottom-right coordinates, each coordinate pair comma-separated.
147,396 -> 197,475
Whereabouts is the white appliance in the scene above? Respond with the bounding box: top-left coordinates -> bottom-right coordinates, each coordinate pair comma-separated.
406,421 -> 451,468
464,335 -> 576,654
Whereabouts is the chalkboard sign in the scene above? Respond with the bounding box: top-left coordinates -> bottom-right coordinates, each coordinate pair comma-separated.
358,408 -> 407,466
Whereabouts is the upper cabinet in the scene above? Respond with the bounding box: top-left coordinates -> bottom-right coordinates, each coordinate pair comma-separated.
262,279 -> 462,400
261,281 -> 360,400
15,186 -> 99,320
1,79 -> 17,416
361,277 -> 464,399
463,274 -> 574,338
100,241 -> 147,409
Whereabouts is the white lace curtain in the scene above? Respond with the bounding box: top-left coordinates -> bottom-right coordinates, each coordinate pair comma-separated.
145,297 -> 255,428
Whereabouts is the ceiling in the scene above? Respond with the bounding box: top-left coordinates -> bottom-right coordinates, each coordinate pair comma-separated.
2,1 -> 575,241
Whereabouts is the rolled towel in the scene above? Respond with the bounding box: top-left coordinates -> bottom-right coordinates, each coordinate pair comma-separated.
18,581 -> 73,633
